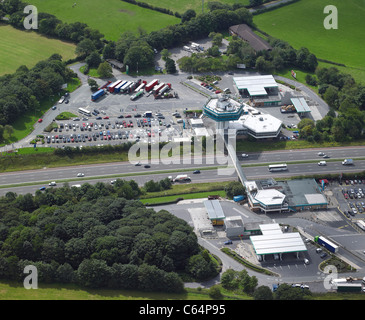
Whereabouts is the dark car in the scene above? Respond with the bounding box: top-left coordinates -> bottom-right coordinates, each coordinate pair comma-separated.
320,253 -> 327,259
193,170 -> 201,174
144,164 -> 150,168
224,240 -> 233,245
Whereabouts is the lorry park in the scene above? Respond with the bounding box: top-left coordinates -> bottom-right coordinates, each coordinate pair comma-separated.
6,65 -> 365,296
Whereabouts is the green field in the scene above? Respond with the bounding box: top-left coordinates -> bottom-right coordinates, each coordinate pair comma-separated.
30,0 -> 180,41
0,23 -> 76,76
254,0 -> 365,84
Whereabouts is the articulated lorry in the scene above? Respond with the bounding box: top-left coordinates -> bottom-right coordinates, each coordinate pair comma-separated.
314,236 -> 339,253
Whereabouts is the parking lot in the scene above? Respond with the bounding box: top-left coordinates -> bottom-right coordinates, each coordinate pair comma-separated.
42,70 -> 213,147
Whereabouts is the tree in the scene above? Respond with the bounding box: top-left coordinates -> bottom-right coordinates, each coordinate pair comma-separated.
161,48 -> 171,61
225,181 -> 246,199
77,259 -> 112,288
97,62 -> 113,78
221,268 -> 239,290
75,39 -> 96,57
209,285 -> 223,299
181,9 -> 196,23
165,57 -> 177,74
85,51 -> 101,68
87,79 -> 98,92
253,285 -> 273,300
249,0 -> 263,7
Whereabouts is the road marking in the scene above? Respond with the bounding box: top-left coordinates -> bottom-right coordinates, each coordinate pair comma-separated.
233,208 -> 249,218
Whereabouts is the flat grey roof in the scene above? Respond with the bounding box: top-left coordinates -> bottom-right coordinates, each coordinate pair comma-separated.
204,200 -> 225,220
291,97 -> 311,113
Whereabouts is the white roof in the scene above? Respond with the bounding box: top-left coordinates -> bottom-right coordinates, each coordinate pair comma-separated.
304,193 -> 327,204
233,75 -> 278,96
194,127 -> 210,136
240,114 -> 282,135
250,232 -> 307,255
254,189 -> 285,206
260,223 -> 283,235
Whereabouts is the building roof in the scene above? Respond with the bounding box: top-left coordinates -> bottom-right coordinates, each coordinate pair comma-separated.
291,97 -> 311,113
204,200 -> 225,220
250,232 -> 307,255
254,189 -> 286,206
260,223 -> 283,235
229,24 -> 272,52
276,179 -> 328,208
233,75 -> 278,96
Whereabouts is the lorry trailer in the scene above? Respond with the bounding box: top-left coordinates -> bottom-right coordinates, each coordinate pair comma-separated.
91,89 -> 105,101
314,236 -> 339,253
334,282 -> 363,292
114,80 -> 127,93
145,79 -> 159,92
108,80 -> 123,93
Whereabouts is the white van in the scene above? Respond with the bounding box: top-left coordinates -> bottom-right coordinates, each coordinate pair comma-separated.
318,161 -> 327,166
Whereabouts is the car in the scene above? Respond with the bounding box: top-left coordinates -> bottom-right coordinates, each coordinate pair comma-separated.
344,193 -> 349,199
96,116 -> 102,120
58,97 -> 65,104
316,248 -> 322,253
241,153 -> 248,158
317,152 -> 325,156
39,187 -> 46,191
48,182 -> 56,186
52,105 -> 57,110
77,173 -> 84,177
224,240 -> 233,245
110,180 -> 117,184
193,170 -> 200,174
38,118 -> 43,123
65,100 -> 69,104
323,154 -> 330,158
103,116 -> 109,119
144,164 -> 150,168
318,161 -> 327,166
320,253 -> 328,259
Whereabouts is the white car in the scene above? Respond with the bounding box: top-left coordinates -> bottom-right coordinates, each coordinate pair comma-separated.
110,180 -> 116,184
77,173 -> 84,177
318,152 -> 325,156
318,161 -> 326,166
58,96 -> 65,104
241,153 -> 248,158
48,181 -> 57,186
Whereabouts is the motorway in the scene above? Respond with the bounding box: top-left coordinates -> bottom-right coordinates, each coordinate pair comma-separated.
1,146 -> 364,196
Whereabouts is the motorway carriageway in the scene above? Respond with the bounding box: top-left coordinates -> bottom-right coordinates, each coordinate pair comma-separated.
1,158 -> 365,197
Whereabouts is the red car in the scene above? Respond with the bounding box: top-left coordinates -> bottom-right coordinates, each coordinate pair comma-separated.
344,193 -> 349,199
103,116 -> 109,119
38,119 -> 43,123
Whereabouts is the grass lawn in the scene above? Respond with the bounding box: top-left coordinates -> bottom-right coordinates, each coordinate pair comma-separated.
0,23 -> 76,76
254,0 -> 365,84
30,0 -> 180,41
236,138 -> 365,152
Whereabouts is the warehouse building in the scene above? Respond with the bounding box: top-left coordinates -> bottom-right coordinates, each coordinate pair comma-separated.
233,75 -> 280,107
